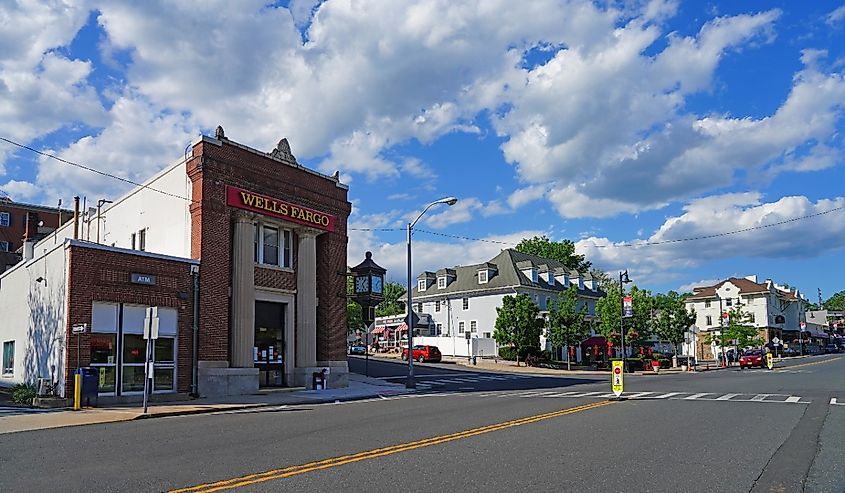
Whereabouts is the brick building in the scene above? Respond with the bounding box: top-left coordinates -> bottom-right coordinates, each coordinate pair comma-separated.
0,129 -> 351,401
0,197 -> 70,271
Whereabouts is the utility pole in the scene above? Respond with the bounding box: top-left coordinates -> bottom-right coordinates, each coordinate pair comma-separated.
818,288 -> 824,310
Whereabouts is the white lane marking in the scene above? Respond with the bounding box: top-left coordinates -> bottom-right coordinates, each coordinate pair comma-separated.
625,392 -> 654,399
582,391 -> 609,396
749,394 -> 771,401
785,396 -> 801,403
831,398 -> 842,406
716,393 -> 741,401
652,392 -> 683,399
543,391 -> 578,398
684,393 -> 710,400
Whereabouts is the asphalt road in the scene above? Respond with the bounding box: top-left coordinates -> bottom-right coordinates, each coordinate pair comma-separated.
1,355 -> 843,492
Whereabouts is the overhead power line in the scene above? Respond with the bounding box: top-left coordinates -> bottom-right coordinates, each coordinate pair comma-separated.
0,136 -> 195,203
4,135 -> 842,249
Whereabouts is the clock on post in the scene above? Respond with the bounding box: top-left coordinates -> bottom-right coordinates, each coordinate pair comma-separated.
350,251 -> 386,327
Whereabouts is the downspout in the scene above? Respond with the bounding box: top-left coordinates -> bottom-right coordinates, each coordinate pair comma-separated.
190,265 -> 200,397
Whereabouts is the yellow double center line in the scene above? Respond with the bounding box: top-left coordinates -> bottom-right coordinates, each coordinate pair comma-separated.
170,400 -> 613,493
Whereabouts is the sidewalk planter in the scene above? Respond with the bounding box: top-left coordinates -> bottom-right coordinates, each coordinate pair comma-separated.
651,361 -> 660,373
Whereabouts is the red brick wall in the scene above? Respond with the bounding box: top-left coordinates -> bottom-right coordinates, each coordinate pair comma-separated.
65,245 -> 195,394
187,137 -> 351,365
0,203 -> 68,252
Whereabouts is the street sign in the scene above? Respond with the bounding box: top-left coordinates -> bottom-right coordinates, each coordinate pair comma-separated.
409,310 -> 421,328
71,323 -> 87,334
766,353 -> 774,370
623,296 -> 633,318
143,307 -> 160,340
465,332 -> 471,340
611,360 -> 624,397
771,337 -> 780,346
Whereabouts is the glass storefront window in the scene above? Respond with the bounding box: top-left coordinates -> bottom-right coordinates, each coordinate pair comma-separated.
97,367 -> 116,394
122,366 -> 146,393
154,368 -> 174,391
123,334 -> 146,364
90,334 -> 116,364
154,338 -> 175,364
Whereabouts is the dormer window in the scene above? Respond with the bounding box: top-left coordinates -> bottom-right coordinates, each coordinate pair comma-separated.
438,277 -> 447,289
478,270 -> 488,284
418,279 -> 427,292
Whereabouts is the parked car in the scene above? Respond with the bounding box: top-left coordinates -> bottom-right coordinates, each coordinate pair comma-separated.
782,347 -> 801,357
739,349 -> 766,369
401,345 -> 442,363
348,344 -> 366,355
824,344 -> 840,354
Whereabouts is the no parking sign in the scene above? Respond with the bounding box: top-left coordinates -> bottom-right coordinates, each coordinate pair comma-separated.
612,360 -> 624,397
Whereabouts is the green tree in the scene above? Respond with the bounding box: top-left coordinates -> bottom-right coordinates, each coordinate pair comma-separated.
546,285 -> 590,370
704,306 -> 763,356
494,294 -> 542,366
376,282 -> 406,317
824,290 -> 845,311
515,235 -> 591,272
653,291 -> 696,360
595,284 -> 653,354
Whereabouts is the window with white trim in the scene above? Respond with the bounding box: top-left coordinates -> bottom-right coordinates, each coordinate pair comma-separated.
545,297 -> 551,309
435,323 -> 443,335
483,332 -> 491,338
0,212 -> 9,227
416,303 -> 422,313
254,224 -> 292,268
705,315 -> 712,326
2,341 -> 14,375
478,270 -> 488,284
704,300 -> 711,308
458,321 -> 465,333
138,228 -> 146,251
725,298 -> 732,307
438,277 -> 447,289
0,241 -> 8,252
462,298 -> 469,310
470,320 -> 477,333
418,279 -> 427,292
435,300 -> 441,312
749,312 -> 755,323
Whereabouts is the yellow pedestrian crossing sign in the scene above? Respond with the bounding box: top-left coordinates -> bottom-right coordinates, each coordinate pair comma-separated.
612,360 -> 624,397
766,352 -> 773,370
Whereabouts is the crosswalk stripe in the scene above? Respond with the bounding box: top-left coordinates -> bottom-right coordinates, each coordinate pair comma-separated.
626,392 -> 654,399
543,391 -> 578,398
749,394 -> 771,401
785,396 -> 801,403
652,392 -> 683,399
685,393 -> 710,400
716,393 -> 741,401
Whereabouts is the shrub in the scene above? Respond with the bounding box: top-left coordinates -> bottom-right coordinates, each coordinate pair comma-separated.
498,347 -> 517,361
12,383 -> 37,406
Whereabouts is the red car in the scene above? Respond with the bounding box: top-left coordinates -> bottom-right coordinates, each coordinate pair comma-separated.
401,345 -> 442,363
739,349 -> 766,369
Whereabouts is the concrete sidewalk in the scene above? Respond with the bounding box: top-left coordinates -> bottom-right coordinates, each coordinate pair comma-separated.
0,374 -> 408,435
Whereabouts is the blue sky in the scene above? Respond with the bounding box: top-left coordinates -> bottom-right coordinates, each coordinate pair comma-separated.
1,1 -> 844,301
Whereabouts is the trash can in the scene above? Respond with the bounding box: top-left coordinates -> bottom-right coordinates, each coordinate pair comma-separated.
472,356 -> 477,366
312,371 -> 325,390
77,367 -> 99,407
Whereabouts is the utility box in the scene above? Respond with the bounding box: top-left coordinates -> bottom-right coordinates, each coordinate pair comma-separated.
77,368 -> 99,407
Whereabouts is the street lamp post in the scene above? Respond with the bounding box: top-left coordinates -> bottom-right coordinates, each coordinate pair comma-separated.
406,197 -> 458,389
619,270 -> 631,371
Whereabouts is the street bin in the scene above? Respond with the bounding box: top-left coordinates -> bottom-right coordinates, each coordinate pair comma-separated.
312,371 -> 326,390
472,356 -> 477,366
77,367 -> 99,407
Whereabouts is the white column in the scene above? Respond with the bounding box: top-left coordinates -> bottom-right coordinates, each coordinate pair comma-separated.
231,213 -> 256,368
296,229 -> 319,368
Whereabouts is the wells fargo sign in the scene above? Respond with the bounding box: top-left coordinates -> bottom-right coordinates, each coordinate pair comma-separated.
226,186 -> 335,232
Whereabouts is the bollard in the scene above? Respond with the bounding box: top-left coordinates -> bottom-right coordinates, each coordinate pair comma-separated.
73,372 -> 81,411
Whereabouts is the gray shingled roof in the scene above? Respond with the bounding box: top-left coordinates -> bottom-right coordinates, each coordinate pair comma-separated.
406,249 -> 604,300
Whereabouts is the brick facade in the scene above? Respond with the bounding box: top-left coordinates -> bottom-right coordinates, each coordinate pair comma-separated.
65,244 -> 195,395
186,136 -> 351,366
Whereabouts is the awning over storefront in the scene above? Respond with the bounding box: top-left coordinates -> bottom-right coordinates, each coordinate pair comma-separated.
803,329 -> 829,339
395,323 -> 409,332
372,326 -> 387,335
580,335 -> 606,348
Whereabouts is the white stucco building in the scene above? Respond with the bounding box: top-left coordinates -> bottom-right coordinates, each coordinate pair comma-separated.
683,275 -> 808,360
400,249 -> 605,358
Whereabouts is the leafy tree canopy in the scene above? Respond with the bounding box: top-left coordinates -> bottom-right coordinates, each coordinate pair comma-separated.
346,274 -> 363,335
653,291 -> 696,354
494,294 -> 543,363
376,282 -> 406,317
594,284 -> 654,347
824,290 -> 845,311
704,306 -> 764,349
515,235 -> 591,272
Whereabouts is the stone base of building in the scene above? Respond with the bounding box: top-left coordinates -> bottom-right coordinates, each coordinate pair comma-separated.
197,361 -> 259,397
294,361 -> 349,389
